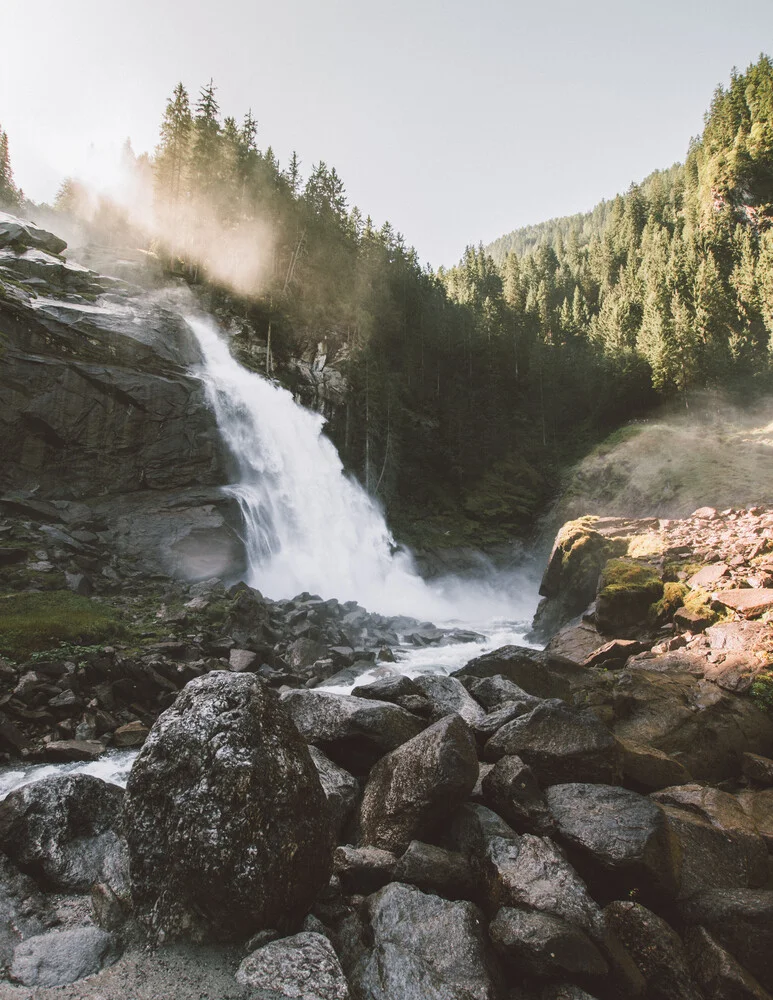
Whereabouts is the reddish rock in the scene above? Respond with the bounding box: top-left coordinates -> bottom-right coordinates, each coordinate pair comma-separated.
692,507 -> 718,520
686,563 -> 728,589
713,589 -> 773,617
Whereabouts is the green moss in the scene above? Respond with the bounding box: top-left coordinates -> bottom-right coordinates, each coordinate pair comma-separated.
650,581 -> 687,622
681,585 -> 721,626
589,424 -> 643,457
750,671 -> 773,713
600,559 -> 664,598
0,591 -> 124,661
596,558 -> 664,631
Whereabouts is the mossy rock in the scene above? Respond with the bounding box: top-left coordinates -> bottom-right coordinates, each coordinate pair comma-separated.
596,558 -> 664,633
0,590 -> 124,661
650,581 -> 688,624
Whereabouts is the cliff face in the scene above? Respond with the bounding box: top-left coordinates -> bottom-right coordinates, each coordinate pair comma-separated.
0,213 -> 244,582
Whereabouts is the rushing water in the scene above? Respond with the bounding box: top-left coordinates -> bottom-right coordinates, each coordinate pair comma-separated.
187,313 -> 538,629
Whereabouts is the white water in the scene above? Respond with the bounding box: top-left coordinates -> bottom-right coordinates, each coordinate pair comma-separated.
188,314 -> 538,628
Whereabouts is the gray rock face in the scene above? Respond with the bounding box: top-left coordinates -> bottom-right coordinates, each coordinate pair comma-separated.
604,900 -> 702,1000
352,882 -> 501,1000
393,841 -> 477,902
0,773 -> 127,893
334,846 -> 398,895
280,690 -> 424,773
308,746 -> 360,838
466,674 -> 543,713
236,931 -> 350,999
455,645 -> 579,700
489,906 -> 608,980
545,783 -> 678,897
0,211 -> 67,255
482,834 -> 602,937
442,803 -> 520,861
484,700 -> 622,786
10,926 -> 118,987
124,672 -> 334,941
360,715 -> 478,853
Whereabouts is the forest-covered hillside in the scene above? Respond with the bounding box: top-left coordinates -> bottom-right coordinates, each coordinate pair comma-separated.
4,55 -> 773,552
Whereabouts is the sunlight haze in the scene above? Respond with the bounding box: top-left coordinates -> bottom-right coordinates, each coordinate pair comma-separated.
2,0 -> 773,265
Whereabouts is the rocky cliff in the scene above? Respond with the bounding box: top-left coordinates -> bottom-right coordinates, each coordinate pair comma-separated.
0,212 -> 244,582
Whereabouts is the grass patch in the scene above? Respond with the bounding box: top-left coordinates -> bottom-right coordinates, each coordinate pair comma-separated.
0,591 -> 124,662
589,424 -> 643,457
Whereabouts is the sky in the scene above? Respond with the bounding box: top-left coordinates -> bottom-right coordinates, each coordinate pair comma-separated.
2,0 -> 773,268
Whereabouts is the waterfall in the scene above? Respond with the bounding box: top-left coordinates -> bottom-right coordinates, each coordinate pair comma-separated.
188,314 -> 534,623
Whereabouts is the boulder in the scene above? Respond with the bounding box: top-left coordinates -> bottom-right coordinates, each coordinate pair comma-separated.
742,752 -> 773,786
684,925 -> 771,1000
410,674 -> 486,724
236,931 -> 350,999
0,212 -> 68,255
481,755 -> 553,835
736,788 -> 773,851
678,889 -> 773,989
482,834 -> 602,937
545,783 -> 678,899
0,773 -> 127,893
465,674 -> 543,713
308,745 -> 360,838
10,926 -> 118,988
334,846 -> 398,895
484,699 -> 622,786
594,559 -> 663,633
392,841 -> 477,902
652,784 -> 769,896
352,882 -> 501,1000
442,803 -> 520,861
603,900 -> 702,1000
454,645 -> 578,700
0,855 -> 53,972
280,690 -> 424,773
471,701 -> 539,748
618,738 -> 692,790
124,672 -> 333,941
489,906 -> 608,980
359,715 -> 478,853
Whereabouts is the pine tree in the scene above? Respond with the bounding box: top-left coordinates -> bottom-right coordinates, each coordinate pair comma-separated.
154,83 -> 192,207
0,125 -> 20,208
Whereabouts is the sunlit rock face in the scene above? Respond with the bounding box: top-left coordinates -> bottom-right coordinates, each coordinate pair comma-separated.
0,212 -> 244,581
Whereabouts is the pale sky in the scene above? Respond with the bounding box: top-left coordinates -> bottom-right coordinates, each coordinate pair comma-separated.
2,0 -> 772,267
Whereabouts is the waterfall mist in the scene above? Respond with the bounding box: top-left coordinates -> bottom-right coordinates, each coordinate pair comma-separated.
188,314 -> 537,624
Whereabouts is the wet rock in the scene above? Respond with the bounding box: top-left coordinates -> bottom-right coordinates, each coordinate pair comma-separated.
236,931 -> 350,999
455,645 -> 578,700
489,906 -> 608,980
0,212 -> 68,255
334,846 -> 398,895
411,674 -> 486,724
484,699 -> 622,786
618,738 -> 692,790
393,841 -> 477,901
604,900 -> 702,1000
678,889 -> 773,989
359,715 -> 478,853
442,803 -> 520,861
281,690 -> 424,773
465,674 -> 543,713
482,834 -> 602,937
736,788 -> 773,850
684,925 -> 771,1000
541,987 -> 600,1000
0,773 -> 127,893
351,674 -> 423,703
352,882 -> 501,1000
308,746 -> 360,838
546,620 -> 609,667
481,755 -> 553,835
41,739 -> 105,762
545,783 -> 678,899
10,926 -> 118,987
471,701 -> 539,748
124,671 -> 333,941
653,784 -> 769,896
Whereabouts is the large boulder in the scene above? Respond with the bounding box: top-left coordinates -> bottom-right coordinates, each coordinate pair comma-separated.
678,889 -> 773,989
652,784 -> 769,896
411,675 -> 486,725
603,900 -> 703,1000
454,645 -> 579,700
489,906 -> 608,981
280,690 -> 424,773
236,932 -> 350,999
351,882 -> 501,1000
124,671 -> 334,941
684,926 -> 771,1000
0,855 -> 54,973
0,211 -> 67,255
481,755 -> 553,835
359,715 -> 478,853
545,783 -> 678,900
10,926 -> 118,988
0,774 -> 127,893
484,700 -> 622,786
482,834 -> 602,937
308,745 -> 360,838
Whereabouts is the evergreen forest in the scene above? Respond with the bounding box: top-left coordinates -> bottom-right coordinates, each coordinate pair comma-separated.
5,55 -> 773,551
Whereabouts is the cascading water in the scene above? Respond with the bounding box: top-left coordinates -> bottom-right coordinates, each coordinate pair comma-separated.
187,313 -> 537,626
